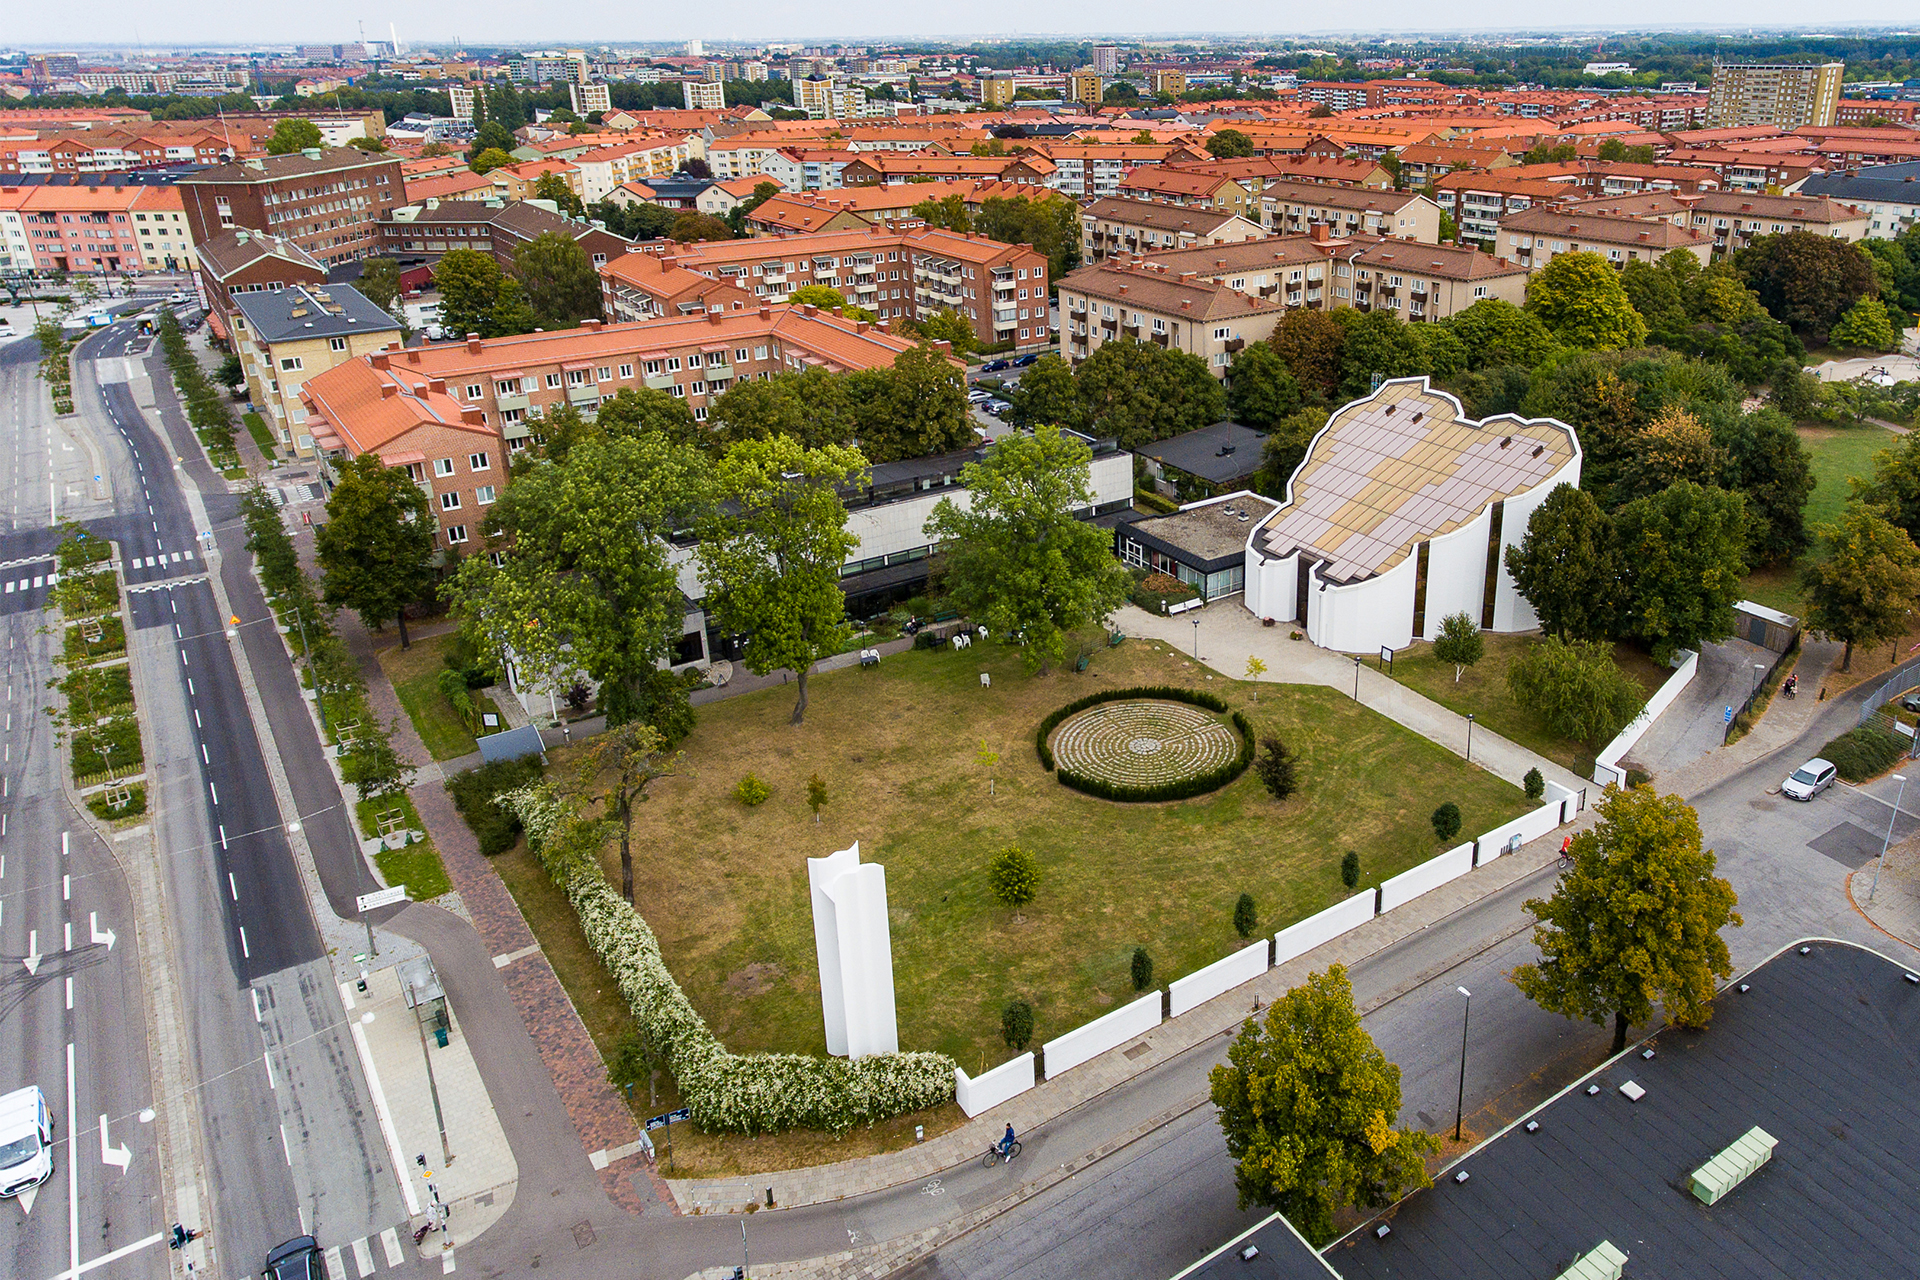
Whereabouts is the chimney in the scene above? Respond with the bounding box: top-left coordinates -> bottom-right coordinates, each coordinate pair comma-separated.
583,318 -> 603,331
803,303 -> 818,316
371,352 -> 390,370
467,334 -> 483,353
759,305 -> 771,319
1181,299 -> 1192,311
707,307 -> 723,325
461,407 -> 486,425
1178,271 -> 1197,283
856,319 -> 869,333
379,382 -> 398,398
427,377 -> 447,394
1310,223 -> 1330,244
406,348 -> 422,364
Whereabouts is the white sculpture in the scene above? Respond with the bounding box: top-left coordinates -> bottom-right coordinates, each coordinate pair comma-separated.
807,842 -> 899,1058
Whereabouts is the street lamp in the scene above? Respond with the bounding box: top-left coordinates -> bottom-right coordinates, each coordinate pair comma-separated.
1751,663 -> 1766,702
1465,713 -> 1475,764
1191,615 -> 1201,659
1453,986 -> 1471,1142
1352,654 -> 1362,701
1871,773 -> 1909,902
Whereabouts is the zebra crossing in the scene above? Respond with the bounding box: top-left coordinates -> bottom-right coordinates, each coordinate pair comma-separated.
125,547 -> 195,571
323,1226 -> 417,1277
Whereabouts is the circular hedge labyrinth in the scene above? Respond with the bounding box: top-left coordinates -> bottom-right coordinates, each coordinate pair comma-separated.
1051,700 -> 1240,791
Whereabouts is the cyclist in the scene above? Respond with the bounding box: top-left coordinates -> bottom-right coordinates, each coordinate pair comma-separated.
999,1124 -> 1017,1159
1558,835 -> 1573,865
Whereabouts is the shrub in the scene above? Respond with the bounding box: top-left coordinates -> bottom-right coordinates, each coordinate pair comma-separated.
1131,946 -> 1154,992
1233,892 -> 1257,939
85,783 -> 146,822
70,715 -> 142,782
1035,684 -> 1232,771
1523,767 -> 1545,801
1340,850 -> 1360,889
1508,636 -> 1647,744
1623,766 -> 1653,789
1821,724 -> 1907,782
445,756 -> 546,855
1049,705 -> 1255,802
988,845 -> 1039,908
735,773 -> 771,806
1253,736 -> 1298,800
1129,568 -> 1199,613
1431,801 -> 1462,843
1002,999 -> 1035,1052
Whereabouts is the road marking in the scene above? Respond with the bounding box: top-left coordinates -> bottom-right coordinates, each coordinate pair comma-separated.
443,1249 -> 457,1273
186,678 -> 193,695
218,824 -> 226,850
193,709 -> 201,728
280,1122 -> 292,1166
251,987 -> 262,1022
209,782 -> 218,805
64,921 -> 71,951
381,1227 -> 403,1267
352,1235 -> 375,1277
174,625 -> 181,639
229,873 -> 237,900
264,1051 -> 276,1090
200,743 -> 208,764
62,832 -> 68,858
65,1043 -> 78,1277
53,1230 -> 169,1280
65,977 -> 72,1010
239,926 -> 249,958
324,1248 -> 345,1278
62,874 -> 69,900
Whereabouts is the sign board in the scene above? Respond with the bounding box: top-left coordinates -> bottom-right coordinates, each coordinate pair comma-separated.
481,713 -> 500,728
1723,706 -> 1733,725
645,1107 -> 692,1131
355,885 -> 409,913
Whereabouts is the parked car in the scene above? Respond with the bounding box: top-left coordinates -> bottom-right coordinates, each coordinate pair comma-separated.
0,1086 -> 54,1199
984,399 -> 1013,417
1900,690 -> 1920,714
168,291 -> 187,305
262,1236 -> 328,1280
1781,757 -> 1837,801
966,388 -> 994,404
1010,353 -> 1040,367
979,358 -> 1013,373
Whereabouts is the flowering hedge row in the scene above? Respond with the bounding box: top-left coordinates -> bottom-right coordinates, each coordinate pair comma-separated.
503,785 -> 956,1134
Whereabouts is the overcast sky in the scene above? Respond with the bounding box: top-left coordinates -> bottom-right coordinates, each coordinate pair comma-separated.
13,6 -> 1918,50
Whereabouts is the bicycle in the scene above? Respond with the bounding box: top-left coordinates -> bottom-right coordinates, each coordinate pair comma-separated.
983,1140 -> 1022,1168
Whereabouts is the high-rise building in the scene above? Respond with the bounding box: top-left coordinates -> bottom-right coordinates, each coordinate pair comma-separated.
685,39 -> 705,58
1153,69 -> 1188,98
571,82 -> 612,116
1707,61 -> 1845,129
1092,45 -> 1122,76
795,77 -> 865,119
1068,70 -> 1104,111
682,80 -> 726,111
178,148 -> 405,267
448,85 -> 477,122
978,74 -> 1017,107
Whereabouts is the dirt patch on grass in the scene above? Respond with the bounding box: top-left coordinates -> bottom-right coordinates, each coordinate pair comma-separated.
725,963 -> 786,999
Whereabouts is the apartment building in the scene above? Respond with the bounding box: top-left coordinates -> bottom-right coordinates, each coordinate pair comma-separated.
193,229 -> 328,334
1082,196 -> 1265,264
1032,144 -> 1191,199
1114,168 -> 1259,221
1798,162 -> 1920,238
1565,190 -> 1871,254
1124,237 -> 1333,310
374,200 -> 634,271
1393,144 -> 1519,189
1433,172 -> 1582,243
683,81 -> 726,112
0,182 -> 197,275
795,77 -> 867,119
1068,70 -> 1104,111
1496,207 -> 1715,271
229,284 -> 400,456
746,182 -> 1055,236
1707,62 -> 1845,130
1170,155 -> 1397,192
1260,182 -> 1442,243
178,147 -> 405,266
1335,240 -> 1529,320
596,252 -> 759,321
610,223 -> 1053,349
1153,70 -> 1188,98
839,153 -> 1056,187
1057,260 -> 1288,374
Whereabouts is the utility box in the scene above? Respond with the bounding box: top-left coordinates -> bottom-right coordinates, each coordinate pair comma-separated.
1689,1126 -> 1777,1205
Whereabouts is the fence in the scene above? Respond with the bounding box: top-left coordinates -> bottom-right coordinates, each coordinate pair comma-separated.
954,1053 -> 1035,1118
1040,991 -> 1162,1080
1273,889 -> 1377,969
1378,842 -> 1475,911
1593,649 -> 1697,787
1724,633 -> 1802,745
1857,649 -> 1920,724
1169,939 -> 1272,1018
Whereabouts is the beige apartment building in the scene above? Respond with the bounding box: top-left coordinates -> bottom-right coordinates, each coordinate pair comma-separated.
1497,207 -> 1715,271
228,283 -> 401,456
1081,196 -> 1265,264
1057,261 -> 1288,375
1559,190 -> 1872,255
1259,182 -> 1442,243
1706,62 -> 1844,130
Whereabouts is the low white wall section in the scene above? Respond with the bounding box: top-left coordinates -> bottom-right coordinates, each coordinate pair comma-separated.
1168,939 -> 1272,1018
1544,779 -> 1579,824
1593,650 -> 1698,786
1273,890 -> 1379,969
1475,797 -> 1567,862
1419,509 -> 1491,642
1378,842 -> 1475,913
954,1054 -> 1035,1117
1042,991 -> 1162,1079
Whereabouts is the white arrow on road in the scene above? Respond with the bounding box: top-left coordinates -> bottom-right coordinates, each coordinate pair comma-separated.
14,1185 -> 34,1214
89,913 -> 115,952
99,1114 -> 130,1171
22,929 -> 39,976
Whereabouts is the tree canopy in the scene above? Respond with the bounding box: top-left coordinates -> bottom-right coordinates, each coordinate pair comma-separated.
1524,251 -> 1649,351
1801,500 -> 1920,672
1614,481 -> 1751,661
266,118 -> 324,154
511,231 -> 602,331
434,249 -> 537,339
1206,128 -> 1256,158
1507,636 -> 1648,743
1226,343 -> 1304,429
314,454 -> 438,649
1504,483 -> 1622,643
1733,230 -> 1878,336
1075,338 -> 1227,448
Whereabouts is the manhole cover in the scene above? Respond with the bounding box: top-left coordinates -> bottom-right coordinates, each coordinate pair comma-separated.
1123,1041 -> 1152,1060
571,1221 -> 596,1250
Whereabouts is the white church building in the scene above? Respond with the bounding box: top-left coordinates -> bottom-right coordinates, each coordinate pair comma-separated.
1242,378 -> 1581,655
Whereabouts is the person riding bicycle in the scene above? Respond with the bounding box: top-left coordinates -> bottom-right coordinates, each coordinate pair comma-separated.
1784,672 -> 1798,698
999,1124 -> 1017,1157
1559,835 -> 1572,860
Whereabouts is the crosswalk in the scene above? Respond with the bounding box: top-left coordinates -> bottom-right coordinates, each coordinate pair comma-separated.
324,1226 -> 418,1277
1,570 -> 52,594
126,548 -> 195,571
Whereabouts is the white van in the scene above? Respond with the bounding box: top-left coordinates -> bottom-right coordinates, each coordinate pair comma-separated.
0,1086 -> 53,1197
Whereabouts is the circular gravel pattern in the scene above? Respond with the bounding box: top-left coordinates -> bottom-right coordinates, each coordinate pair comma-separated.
1052,701 -> 1239,790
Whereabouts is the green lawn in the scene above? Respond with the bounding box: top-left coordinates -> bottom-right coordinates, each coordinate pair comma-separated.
1740,423 -> 1901,615
242,411 -> 278,455
355,793 -> 453,900
375,631 -> 503,761
1386,634 -> 1673,777
589,636 -> 1529,1075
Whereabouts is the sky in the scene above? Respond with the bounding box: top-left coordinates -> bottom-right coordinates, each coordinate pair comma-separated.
10,5 -> 1919,49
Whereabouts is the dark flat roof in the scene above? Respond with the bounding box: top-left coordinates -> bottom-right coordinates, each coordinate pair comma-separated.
1799,160 -> 1920,204
1138,420 -> 1269,484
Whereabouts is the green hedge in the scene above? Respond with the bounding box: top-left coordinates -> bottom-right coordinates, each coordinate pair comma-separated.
85,784 -> 146,822
447,756 -> 547,855
71,715 -> 142,782
1057,710 -> 1256,802
1822,723 -> 1908,783
1034,684 -> 1231,771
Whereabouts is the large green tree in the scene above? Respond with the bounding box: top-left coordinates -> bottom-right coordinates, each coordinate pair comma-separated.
1712,407 -> 1813,565
1503,483 -> 1621,642
696,437 -> 867,724
1829,295 -> 1901,352
434,249 -> 537,339
511,231 -> 602,331
314,454 -> 438,649
1335,309 -> 1427,398
1852,430 -> 1920,545
1801,500 -> 1920,672
531,171 -> 585,218
1512,786 -> 1740,1052
1733,230 -> 1877,336
447,432 -> 712,727
1524,251 -> 1648,351
1074,339 -> 1226,448
851,343 -> 973,462
1208,965 -> 1436,1245
923,425 -> 1130,675
1614,481 -> 1751,662
266,118 -> 323,154
1449,297 -> 1557,370
1268,308 -> 1347,400
709,366 -> 857,450
355,257 -> 403,318
1254,406 -> 1331,498
1007,353 -> 1083,430
1225,342 -> 1303,428
1205,128 -> 1256,159
975,194 -> 1081,280
917,308 -> 978,358
540,387 -> 701,461
1507,636 -> 1647,744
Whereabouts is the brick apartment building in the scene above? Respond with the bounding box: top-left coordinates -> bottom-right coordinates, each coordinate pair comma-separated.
374,199 -> 635,271
1057,260 -> 1289,374
228,283 -> 400,456
1558,190 -> 1872,255
0,182 -> 197,275
193,229 -> 328,338
1081,196 -> 1266,264
178,146 -> 405,266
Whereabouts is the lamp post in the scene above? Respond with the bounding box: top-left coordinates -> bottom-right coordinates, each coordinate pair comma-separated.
1453,986 -> 1471,1142
1191,615 -> 1200,659
1352,654 -> 1362,701
1751,662 -> 1766,707
1871,773 -> 1909,902
1465,713 -> 1474,764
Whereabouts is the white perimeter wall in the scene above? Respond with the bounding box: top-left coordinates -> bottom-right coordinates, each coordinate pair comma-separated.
1169,939 -> 1271,1017
1476,794 -> 1571,862
1379,842 -> 1475,912
1273,890 -> 1377,968
1042,991 -> 1162,1079
954,1054 -> 1035,1117
1594,650 -> 1698,786
1244,550 -> 1298,624
1420,507 -> 1491,641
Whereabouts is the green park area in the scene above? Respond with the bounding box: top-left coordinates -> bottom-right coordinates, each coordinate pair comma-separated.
376,629 -> 504,761
1742,423 -> 1902,616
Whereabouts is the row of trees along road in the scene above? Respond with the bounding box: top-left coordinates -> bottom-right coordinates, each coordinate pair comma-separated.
1211,785 -> 1738,1246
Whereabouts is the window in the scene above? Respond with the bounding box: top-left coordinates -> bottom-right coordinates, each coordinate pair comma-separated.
496,379 -> 520,396
468,452 -> 490,472
754,345 -> 768,360
666,357 -> 681,372
597,367 -> 612,382
1214,352 -> 1230,366
444,524 -> 468,545
670,384 -> 685,397
736,348 -> 750,363
433,458 -> 455,477
691,381 -> 706,395
1472,285 -> 1489,298
1212,326 -> 1231,340
460,384 -> 480,401
618,363 -> 633,379
686,352 -> 704,369
1152,318 -> 1165,332
440,491 -> 462,510
545,372 -> 562,389
693,406 -> 708,422
475,485 -> 497,505
278,356 -> 303,372
405,462 -> 426,482
330,337 -> 349,353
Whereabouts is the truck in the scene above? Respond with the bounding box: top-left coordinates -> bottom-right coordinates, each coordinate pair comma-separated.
0,1086 -> 54,1198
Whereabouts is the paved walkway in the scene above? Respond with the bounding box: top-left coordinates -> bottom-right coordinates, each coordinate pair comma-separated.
1629,636 -> 1779,781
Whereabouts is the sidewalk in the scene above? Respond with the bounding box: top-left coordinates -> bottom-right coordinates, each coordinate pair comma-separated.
1659,637 -> 1847,800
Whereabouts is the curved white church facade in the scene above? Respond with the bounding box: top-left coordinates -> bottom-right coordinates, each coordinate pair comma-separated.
1242,378 -> 1582,656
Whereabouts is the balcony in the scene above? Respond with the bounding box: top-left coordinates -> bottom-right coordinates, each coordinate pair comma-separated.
1224,337 -> 1245,353
567,383 -> 601,403
495,393 -> 530,413
644,373 -> 675,391
1149,331 -> 1168,347
705,359 -> 732,379
1121,323 -> 1140,338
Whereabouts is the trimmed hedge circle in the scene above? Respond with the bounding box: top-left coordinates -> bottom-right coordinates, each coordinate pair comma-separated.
1037,687 -> 1254,802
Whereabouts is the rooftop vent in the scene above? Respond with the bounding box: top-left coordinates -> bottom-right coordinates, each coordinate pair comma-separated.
1689,1127 -> 1777,1206
1500,436 -> 1512,449
1553,1242 -> 1627,1280
1531,444 -> 1544,458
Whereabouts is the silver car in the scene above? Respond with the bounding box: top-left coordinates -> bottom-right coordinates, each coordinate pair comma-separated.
1781,757 -> 1836,801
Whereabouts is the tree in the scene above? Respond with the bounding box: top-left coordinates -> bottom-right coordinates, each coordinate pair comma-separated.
531,171 -> 585,218
447,431 -> 712,727
1615,405 -> 1726,505
1449,298 -> 1557,370
1002,999 -> 1034,1052
355,256 -> 403,317
807,772 -> 829,822
669,211 -> 733,243
1525,251 -> 1648,351
1431,802 -> 1462,842
1508,636 -> 1648,743
1255,407 -> 1331,499
924,425 -> 1131,675
609,1024 -> 669,1108
918,308 -> 977,358
341,719 -> 416,801
1254,737 -> 1299,800
975,194 -> 1082,281
314,455 -> 437,649
1503,483 -> 1622,642
1336,309 -> 1428,398
1268,308 -> 1347,400
1074,339 -> 1225,448
1225,343 -> 1303,428
1829,295 -> 1901,352
1209,964 -> 1435,1245
709,367 -> 857,451
975,739 -> 1000,796
433,249 -> 510,339
577,722 -> 678,904
543,386 -> 701,459
1207,128 -> 1255,159
347,135 -> 388,153
469,146 -> 515,174
1801,500 -> 1920,672
852,343 -> 972,462
1615,481 -> 1751,662
266,118 -> 323,155
1432,611 -> 1484,682
988,845 -> 1039,909
511,232 -> 602,331
1340,850 -> 1360,889
1733,230 -> 1877,336
696,436 -> 866,724
215,351 -> 244,387
1852,430 -> 1920,545
1131,947 -> 1154,992
1245,655 -> 1267,679
1712,407 -> 1814,565
1233,893 -> 1258,939
1524,768 -> 1545,801
910,193 -> 971,232
1007,352 -> 1082,430
1512,786 -> 1740,1053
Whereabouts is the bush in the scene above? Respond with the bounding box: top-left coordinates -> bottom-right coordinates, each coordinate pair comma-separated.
1131,946 -> 1154,991
1254,736 -> 1298,800
734,773 -> 770,806
1821,724 -> 1907,783
1035,685 -> 1232,771
1233,892 -> 1257,939
1340,850 -> 1360,889
1508,636 -> 1647,744
1129,568 -> 1200,614
1523,767 -> 1545,801
1432,801 -> 1462,843
1055,709 -> 1256,802
1002,999 -> 1035,1052
445,756 -> 546,855
71,715 -> 142,782
85,783 -> 146,822
988,845 -> 1039,908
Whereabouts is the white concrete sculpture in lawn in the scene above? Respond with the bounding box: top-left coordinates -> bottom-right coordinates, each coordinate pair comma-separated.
807,841 -> 899,1057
